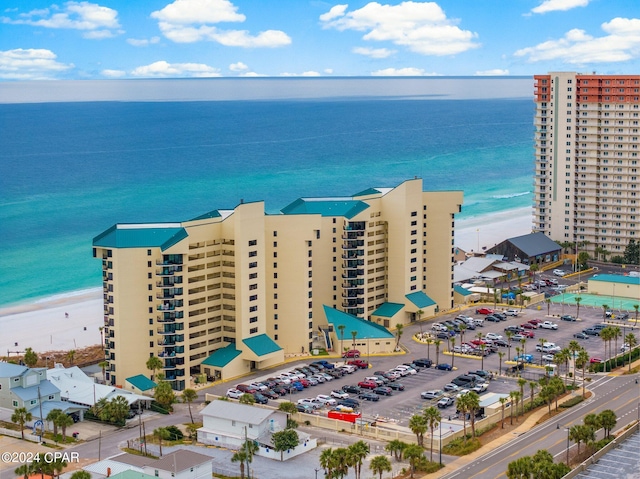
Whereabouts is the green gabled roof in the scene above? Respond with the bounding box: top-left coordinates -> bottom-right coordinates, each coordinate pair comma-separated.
125,374 -> 156,391
190,209 -> 222,221
242,334 -> 282,356
93,224 -> 187,251
405,291 -> 436,308
323,305 -> 394,339
589,274 -> 640,285
281,198 -> 369,218
372,302 -> 404,318
201,343 -> 242,367
454,285 -> 472,296
353,187 -> 382,197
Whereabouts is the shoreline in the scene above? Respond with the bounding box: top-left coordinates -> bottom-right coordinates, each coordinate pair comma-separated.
0,207 -> 532,355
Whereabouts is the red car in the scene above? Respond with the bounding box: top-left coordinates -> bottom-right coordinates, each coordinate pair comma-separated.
521,323 -> 536,329
358,380 -> 378,389
470,339 -> 486,346
236,384 -> 257,394
342,349 -> 361,358
528,319 -> 542,325
476,307 -> 494,315
347,359 -> 369,369
522,330 -> 535,338
590,357 -> 603,364
297,378 -> 310,387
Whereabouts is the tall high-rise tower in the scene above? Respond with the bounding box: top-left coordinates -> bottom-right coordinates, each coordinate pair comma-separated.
533,72 -> 640,257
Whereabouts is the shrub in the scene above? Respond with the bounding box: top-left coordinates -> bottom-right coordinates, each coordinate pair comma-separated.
164,425 -> 184,441
559,396 -> 584,408
442,437 -> 481,456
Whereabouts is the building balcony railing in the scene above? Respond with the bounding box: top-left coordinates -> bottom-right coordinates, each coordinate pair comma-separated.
156,266 -> 183,277
342,279 -> 365,288
156,288 -> 183,299
342,240 -> 365,249
342,270 -> 364,278
342,251 -> 364,260
345,307 -> 365,316
342,231 -> 365,240
342,290 -> 364,298
342,298 -> 365,308
156,258 -> 183,266
343,259 -> 365,268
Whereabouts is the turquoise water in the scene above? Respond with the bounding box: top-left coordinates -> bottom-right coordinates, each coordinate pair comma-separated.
0,97 -> 534,307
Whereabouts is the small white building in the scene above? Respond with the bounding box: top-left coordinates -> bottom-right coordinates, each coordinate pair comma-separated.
83,450 -> 213,479
198,400 -> 316,461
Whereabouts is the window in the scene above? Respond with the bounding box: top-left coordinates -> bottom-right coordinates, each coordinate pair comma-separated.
248,239 -> 257,246
249,262 -> 257,268
249,327 -> 258,334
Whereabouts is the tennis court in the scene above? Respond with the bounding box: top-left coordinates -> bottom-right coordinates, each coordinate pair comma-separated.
550,292 -> 638,311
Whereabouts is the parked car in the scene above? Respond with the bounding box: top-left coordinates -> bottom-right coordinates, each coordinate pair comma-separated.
504,325 -> 523,333
512,334 -> 526,341
312,360 -> 335,369
342,349 -> 361,358
590,357 -> 603,364
236,384 -> 257,394
485,333 -> 503,341
347,359 -> 369,369
471,383 -> 489,393
387,382 -> 405,391
358,380 -> 378,390
437,397 -> 455,408
494,339 -> 510,347
486,315 -> 501,323
226,388 -> 243,399
414,357 -> 433,368
436,363 -> 453,371
469,369 -> 494,380
315,394 -> 337,406
522,330 -> 535,338
573,331 -> 589,339
553,269 -> 567,276
252,392 -> 269,404
297,398 -> 322,409
542,354 -> 556,362
583,327 -> 600,336
359,392 -> 380,402
505,309 -> 520,317
421,390 -> 444,400
373,386 -> 393,396
342,385 -> 362,394
339,364 -> 357,374
262,389 -> 280,400
331,389 -> 349,399
296,404 -> 315,414
443,383 -> 460,392
476,307 -> 494,315
493,312 -> 507,321
540,321 -> 558,330
528,318 -> 542,325
514,354 -> 534,363
521,322 -> 536,329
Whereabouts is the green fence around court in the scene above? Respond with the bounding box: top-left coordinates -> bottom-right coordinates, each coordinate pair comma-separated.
549,292 -> 639,311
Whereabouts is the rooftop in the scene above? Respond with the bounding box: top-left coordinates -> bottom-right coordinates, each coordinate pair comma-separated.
405,291 -> 436,309
589,274 -> 640,285
371,302 -> 404,318
125,374 -> 157,392
281,198 -> 369,218
323,305 -> 394,339
93,224 -> 187,250
200,399 -> 280,424
242,334 -> 282,357
200,343 -> 242,368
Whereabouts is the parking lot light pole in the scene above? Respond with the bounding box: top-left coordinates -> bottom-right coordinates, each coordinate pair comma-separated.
439,419 -> 442,465
566,427 -> 570,466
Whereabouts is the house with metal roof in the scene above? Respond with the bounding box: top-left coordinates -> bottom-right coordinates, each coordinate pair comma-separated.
323,305 -> 395,354
198,400 -> 316,461
125,375 -> 157,394
485,232 -> 561,266
83,450 -> 213,479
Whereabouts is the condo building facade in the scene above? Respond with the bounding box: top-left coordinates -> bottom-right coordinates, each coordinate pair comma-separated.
533,72 -> 640,256
93,179 -> 462,390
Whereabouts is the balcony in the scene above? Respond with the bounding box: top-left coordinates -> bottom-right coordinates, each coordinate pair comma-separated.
343,259 -> 365,269
342,270 -> 364,278
342,279 -> 365,288
156,265 -> 183,277
342,290 -> 364,298
342,298 -> 365,308
157,299 -> 184,311
157,256 -> 183,266
157,323 -> 184,334
156,288 -> 183,299
342,250 -> 364,260
342,240 -> 364,249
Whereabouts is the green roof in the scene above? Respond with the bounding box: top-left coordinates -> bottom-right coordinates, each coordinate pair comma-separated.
201,343 -> 242,367
93,224 -> 187,251
372,302 -> 404,318
242,334 -> 282,356
589,274 -> 640,285
323,305 -> 394,339
405,291 -> 436,308
352,187 -> 382,197
454,285 -> 472,296
281,198 -> 369,218
190,209 -> 222,221
125,374 -> 156,391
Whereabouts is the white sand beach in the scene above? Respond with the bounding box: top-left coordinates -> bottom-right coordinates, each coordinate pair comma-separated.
0,207 -> 533,357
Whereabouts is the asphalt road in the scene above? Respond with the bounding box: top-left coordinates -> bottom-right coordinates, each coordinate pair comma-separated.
439,374 -> 640,479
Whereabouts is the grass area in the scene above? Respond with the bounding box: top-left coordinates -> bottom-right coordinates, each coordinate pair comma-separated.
442,437 -> 482,456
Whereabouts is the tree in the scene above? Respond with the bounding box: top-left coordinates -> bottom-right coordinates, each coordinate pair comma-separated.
350,330 -> 358,353
601,327 -> 613,371
272,429 -> 299,461
416,309 -> 424,335
512,391 -> 521,422
499,397 -> 507,428
602,304 -> 610,320
450,338 -> 456,369
549,377 -> 565,411
70,471 -> 92,479
98,361 -> 109,383
56,413 -> 74,442
154,380 -> 176,411
409,413 -> 427,446
403,444 -> 425,478
507,455 -> 533,479
479,344 -> 487,370
622,239 -> 639,265
337,324 -> 346,354
394,323 -> 404,351
633,304 -> 639,325
517,378 -> 527,416
625,333 -> 638,371
575,349 -> 589,398
577,251 -> 590,271
545,298 -> 551,316
599,409 -> 617,438
567,340 -> 581,385
51,457 -> 68,479
508,391 -> 517,425
98,395 -> 129,425
11,407 -> 32,440
320,448 -> 335,478
425,337 -> 433,360
611,326 -> 622,360
146,356 -> 163,382
348,440 -> 369,479
434,340 -> 442,365
456,393 -> 470,438
575,295 -> 582,319
278,401 -> 298,414
66,350 -> 76,366
15,464 -> 32,479
369,455 -> 392,479
328,447 -> 350,479
498,351 -> 505,376
505,331 -> 514,361
24,347 -> 38,368
46,408 -> 64,437
153,427 -> 169,456
239,393 -> 255,405
181,388 -> 197,424
424,406 -> 441,462
385,439 -> 406,461
528,381 -> 537,410
231,450 -> 248,479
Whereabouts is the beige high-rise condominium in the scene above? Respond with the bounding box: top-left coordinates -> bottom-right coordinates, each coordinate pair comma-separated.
533,72 -> 639,259
94,179 -> 463,391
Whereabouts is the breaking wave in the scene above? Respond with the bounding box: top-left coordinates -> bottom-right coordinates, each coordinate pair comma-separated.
491,191 -> 530,200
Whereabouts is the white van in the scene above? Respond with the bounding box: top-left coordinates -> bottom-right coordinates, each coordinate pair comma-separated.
473,318 -> 484,327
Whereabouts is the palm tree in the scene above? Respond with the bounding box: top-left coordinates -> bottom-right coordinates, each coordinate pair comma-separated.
512,391 -> 521,422
146,356 -> 163,382
459,323 -> 467,345
480,344 -> 487,370
385,440 -> 406,461
403,444 -> 425,479
328,447 -> 350,479
633,304 -> 639,325
369,455 -> 392,479
538,337 -> 547,365
517,378 -> 527,415
602,304 -> 610,320
575,296 -> 582,319
15,464 -> 32,479
545,298 -> 551,316
505,331 -> 514,361
347,440 -> 369,479
528,381 -> 537,410
11,407 -> 32,440
499,397 -> 507,428
46,409 -> 64,437
337,324 -> 346,355
600,327 -> 613,371
67,350 -> 76,366
498,351 -> 505,376
568,340 -> 581,386
394,323 -> 404,351
456,393 -> 470,439
508,391 -> 517,425
625,333 -> 638,371
181,388 -> 198,424
231,450 -> 248,479
57,413 -> 74,443
426,337 -> 433,360
434,339 -> 442,365
416,309 -> 424,335
98,361 -> 109,383
611,326 -> 622,360
408,414 -> 427,446
466,392 -> 481,437
320,447 -> 335,477
450,338 -> 456,369
70,471 -> 91,479
576,349 -> 589,397
153,427 -> 168,456
350,330 -> 358,354
520,338 -> 527,356
424,406 -> 441,463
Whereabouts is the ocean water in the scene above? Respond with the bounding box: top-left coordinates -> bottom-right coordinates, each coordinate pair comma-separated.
0,96 -> 534,307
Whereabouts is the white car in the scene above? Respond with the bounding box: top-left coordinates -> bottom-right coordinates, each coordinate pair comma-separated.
542,354 -> 556,362
471,383 -> 489,393
226,388 -> 243,399
540,321 -> 558,330
330,389 -> 349,399
315,394 -> 337,406
505,309 -> 520,317
297,398 -> 322,409
249,382 -> 268,391
339,364 -> 357,374
485,333 -> 503,341
456,389 -> 470,398
395,365 -> 417,375
553,269 -> 567,277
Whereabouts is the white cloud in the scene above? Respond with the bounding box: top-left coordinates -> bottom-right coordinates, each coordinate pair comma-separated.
352,46 -> 395,58
1,1 -> 122,39
131,60 -> 221,77
319,4 -> 348,22
320,1 -> 479,56
531,0 -> 590,14
370,67 -> 440,76
239,71 -> 266,77
514,17 -> 640,64
0,48 -> 74,80
151,0 -> 291,47
127,36 -> 160,47
475,69 -> 509,76
324,68 -> 334,74
279,71 -> 322,76
101,68 -> 126,77
229,61 -> 248,71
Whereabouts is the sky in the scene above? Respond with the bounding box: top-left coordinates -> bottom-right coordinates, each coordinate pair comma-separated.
0,0 -> 639,80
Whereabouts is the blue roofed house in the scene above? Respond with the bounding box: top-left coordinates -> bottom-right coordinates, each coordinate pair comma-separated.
323,305 -> 395,355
